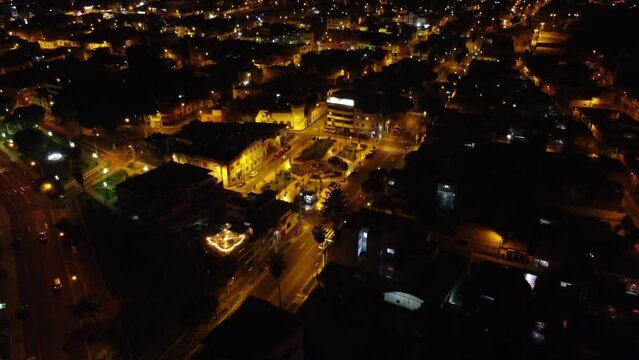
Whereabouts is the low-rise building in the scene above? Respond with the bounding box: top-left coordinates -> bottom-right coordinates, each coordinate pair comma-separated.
115,162 -> 220,225
196,296 -> 304,360
255,102 -> 325,131
226,190 -> 300,245
170,121 -> 286,187
144,98 -> 215,129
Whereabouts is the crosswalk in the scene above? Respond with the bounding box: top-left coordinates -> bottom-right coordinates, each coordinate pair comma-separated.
5,184 -> 32,195
377,144 -> 409,156
0,167 -> 33,195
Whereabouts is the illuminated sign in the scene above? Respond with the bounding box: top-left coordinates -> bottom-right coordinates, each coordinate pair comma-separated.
327,97 -> 355,107
205,223 -> 247,255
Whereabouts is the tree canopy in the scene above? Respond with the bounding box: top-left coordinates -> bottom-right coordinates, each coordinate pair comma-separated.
7,105 -> 45,131
0,94 -> 16,121
13,129 -> 46,157
321,182 -> 349,231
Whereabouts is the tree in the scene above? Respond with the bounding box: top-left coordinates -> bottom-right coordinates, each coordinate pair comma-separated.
321,182 -> 349,232
8,105 -> 45,131
0,94 -> 16,121
312,225 -> 328,268
72,167 -> 85,192
13,129 -> 46,157
267,253 -> 287,308
312,225 -> 326,245
70,297 -> 101,321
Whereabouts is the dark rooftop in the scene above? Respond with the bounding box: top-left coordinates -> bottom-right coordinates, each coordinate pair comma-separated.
174,121 -> 286,163
116,162 -> 212,197
198,296 -> 301,359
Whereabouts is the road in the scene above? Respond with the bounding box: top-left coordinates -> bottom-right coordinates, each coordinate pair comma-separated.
250,222 -> 322,309
0,150 -> 89,360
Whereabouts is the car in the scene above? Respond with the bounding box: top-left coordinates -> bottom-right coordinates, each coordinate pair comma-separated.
52,278 -> 62,292
38,231 -> 48,242
282,144 -> 291,151
249,170 -> 258,178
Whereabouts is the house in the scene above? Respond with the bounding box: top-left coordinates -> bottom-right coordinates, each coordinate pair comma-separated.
196,296 -> 304,360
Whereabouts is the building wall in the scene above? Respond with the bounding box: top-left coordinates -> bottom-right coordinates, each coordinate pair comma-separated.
353,110 -> 384,136
38,39 -> 81,49
144,99 -> 214,128
173,136 -> 281,187
256,104 -> 326,131
326,103 -> 355,134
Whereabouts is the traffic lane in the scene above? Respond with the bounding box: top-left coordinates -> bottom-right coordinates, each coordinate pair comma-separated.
21,208 -> 72,360
0,173 -> 86,359
251,230 -> 319,307
278,233 -> 320,306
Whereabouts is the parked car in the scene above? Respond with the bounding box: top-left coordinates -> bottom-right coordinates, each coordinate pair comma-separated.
249,170 -> 258,178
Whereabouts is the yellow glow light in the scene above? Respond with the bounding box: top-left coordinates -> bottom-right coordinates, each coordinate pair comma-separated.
205,223 -> 247,255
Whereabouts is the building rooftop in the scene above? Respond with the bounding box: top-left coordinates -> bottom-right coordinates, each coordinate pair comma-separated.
199,296 -> 301,359
174,121 -> 286,163
116,161 -> 212,198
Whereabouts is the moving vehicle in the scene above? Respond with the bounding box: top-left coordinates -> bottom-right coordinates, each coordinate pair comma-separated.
52,277 -> 62,292
39,231 -> 48,242
249,170 -> 258,178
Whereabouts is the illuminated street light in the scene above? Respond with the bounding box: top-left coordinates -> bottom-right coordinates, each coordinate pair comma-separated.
41,182 -> 53,191
143,165 -> 149,172
47,152 -> 63,162
70,142 -> 75,148
47,131 -> 53,136
71,275 -> 78,281
54,175 -> 60,180
30,161 -> 36,166
102,168 -> 109,174
92,152 -> 98,158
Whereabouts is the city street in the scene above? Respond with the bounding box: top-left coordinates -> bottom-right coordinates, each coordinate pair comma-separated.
251,222 -> 322,310
0,150 -> 89,360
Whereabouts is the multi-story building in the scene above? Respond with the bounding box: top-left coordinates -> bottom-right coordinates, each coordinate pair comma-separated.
325,91 -> 386,137
170,121 -> 287,187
